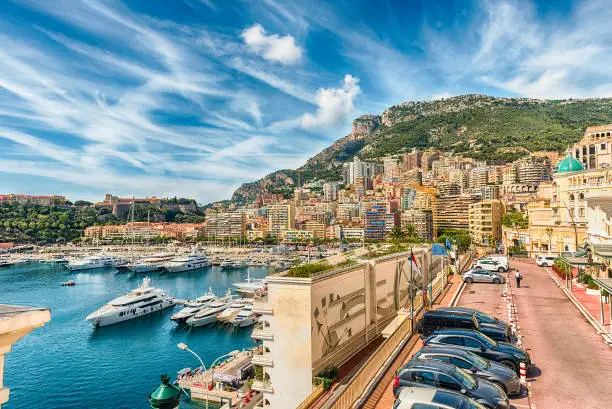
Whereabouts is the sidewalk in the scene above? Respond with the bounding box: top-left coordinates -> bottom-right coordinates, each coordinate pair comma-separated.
568,280 -> 611,332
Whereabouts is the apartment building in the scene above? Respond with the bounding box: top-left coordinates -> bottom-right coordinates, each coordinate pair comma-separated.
436,194 -> 478,230
267,203 -> 296,238
342,157 -> 384,186
572,124 -> 612,170
468,167 -> 489,189
364,206 -> 386,241
323,181 -> 342,201
204,211 -> 246,238
0,194 -> 67,206
469,200 -> 504,246
514,155 -> 551,184
401,209 -> 433,241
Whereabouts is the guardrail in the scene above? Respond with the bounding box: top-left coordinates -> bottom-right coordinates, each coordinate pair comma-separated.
295,378 -> 326,409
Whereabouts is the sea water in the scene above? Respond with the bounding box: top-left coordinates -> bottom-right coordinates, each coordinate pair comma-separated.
1,262 -> 269,409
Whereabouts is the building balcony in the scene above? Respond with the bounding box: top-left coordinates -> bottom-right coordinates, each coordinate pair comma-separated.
251,353 -> 274,367
252,329 -> 274,341
251,380 -> 274,394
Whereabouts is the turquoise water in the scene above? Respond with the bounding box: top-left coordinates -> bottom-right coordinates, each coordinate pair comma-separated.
1,262 -> 269,409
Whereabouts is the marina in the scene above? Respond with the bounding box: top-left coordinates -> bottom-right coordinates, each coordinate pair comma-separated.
1,260 -> 269,409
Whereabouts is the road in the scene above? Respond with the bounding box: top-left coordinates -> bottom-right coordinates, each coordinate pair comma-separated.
510,259 -> 612,409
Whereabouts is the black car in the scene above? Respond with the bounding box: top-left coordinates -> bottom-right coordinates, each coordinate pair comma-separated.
437,308 -> 509,329
418,310 -> 512,343
393,359 -> 510,409
413,346 -> 521,397
423,329 -> 531,373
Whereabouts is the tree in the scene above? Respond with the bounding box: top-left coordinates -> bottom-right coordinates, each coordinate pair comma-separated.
404,224 -> 417,238
389,226 -> 405,240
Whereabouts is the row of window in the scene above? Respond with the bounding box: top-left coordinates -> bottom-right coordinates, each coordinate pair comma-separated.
575,142 -> 609,158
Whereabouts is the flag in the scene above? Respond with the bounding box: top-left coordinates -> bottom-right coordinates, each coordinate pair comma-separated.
409,251 -> 421,275
432,243 -> 448,255
445,238 -> 452,249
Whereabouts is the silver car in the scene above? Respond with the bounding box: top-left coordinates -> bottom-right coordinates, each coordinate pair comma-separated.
393,386 -> 488,409
462,268 -> 505,284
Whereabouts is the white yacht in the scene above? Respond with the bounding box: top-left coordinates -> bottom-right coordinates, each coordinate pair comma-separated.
163,254 -> 211,273
231,305 -> 258,328
186,301 -> 229,327
216,300 -> 251,322
128,253 -> 176,274
66,254 -> 126,271
85,277 -> 175,328
170,290 -> 217,325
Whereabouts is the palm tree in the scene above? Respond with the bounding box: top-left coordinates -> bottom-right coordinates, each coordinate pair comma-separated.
404,224 -> 417,238
390,226 -> 405,240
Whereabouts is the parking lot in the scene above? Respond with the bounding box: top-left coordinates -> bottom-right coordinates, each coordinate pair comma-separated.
459,258 -> 612,409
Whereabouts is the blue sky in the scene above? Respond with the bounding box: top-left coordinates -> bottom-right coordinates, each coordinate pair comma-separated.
1,0 -> 611,203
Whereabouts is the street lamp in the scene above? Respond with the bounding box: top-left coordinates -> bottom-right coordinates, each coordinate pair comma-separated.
177,342 -> 206,371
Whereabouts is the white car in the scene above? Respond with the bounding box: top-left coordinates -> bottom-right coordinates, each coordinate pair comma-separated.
393,386 -> 487,409
474,258 -> 508,272
536,255 -> 556,267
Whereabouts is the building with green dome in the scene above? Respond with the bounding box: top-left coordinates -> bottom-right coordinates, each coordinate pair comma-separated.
555,152 -> 584,173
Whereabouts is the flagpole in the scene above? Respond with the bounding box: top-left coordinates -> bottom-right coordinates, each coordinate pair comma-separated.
410,247 -> 414,329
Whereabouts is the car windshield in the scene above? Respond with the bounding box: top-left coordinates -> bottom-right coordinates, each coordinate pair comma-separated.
464,351 -> 490,369
465,399 -> 489,409
454,367 -> 478,390
473,311 -> 496,324
476,332 -> 497,349
432,390 -> 463,407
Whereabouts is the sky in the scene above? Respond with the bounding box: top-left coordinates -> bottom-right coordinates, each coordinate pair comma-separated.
1,0 -> 612,204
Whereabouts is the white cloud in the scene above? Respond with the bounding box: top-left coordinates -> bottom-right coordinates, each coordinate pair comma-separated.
241,24 -> 303,65
301,74 -> 360,129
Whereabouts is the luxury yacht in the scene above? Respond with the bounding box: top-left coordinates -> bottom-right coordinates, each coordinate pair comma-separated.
163,254 -> 211,273
170,290 -> 217,325
66,254 -> 126,271
231,305 -> 258,328
0,257 -> 15,267
127,253 -> 175,274
85,277 -> 175,327
216,300 -> 251,322
185,301 -> 229,327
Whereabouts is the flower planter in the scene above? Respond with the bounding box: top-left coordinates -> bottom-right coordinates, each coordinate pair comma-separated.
585,288 -> 601,296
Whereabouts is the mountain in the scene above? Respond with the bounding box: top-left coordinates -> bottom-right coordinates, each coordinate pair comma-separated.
231,94 -> 612,203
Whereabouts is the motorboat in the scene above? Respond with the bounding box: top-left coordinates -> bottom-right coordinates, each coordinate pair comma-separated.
127,253 -> 176,274
233,271 -> 267,296
163,254 -> 211,273
186,301 -> 229,327
231,305 -> 258,328
170,290 -> 217,325
0,257 -> 15,267
66,254 -> 126,271
85,277 -> 175,328
216,300 -> 251,323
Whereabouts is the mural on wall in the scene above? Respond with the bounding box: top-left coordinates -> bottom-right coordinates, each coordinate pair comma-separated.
310,253 -> 428,365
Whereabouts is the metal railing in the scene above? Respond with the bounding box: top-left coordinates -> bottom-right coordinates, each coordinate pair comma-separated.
295,378 -> 326,409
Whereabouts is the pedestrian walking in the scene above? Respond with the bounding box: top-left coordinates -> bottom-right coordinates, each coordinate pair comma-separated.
515,271 -> 523,288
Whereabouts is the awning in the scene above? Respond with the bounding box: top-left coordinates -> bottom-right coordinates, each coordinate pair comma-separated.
593,278 -> 612,296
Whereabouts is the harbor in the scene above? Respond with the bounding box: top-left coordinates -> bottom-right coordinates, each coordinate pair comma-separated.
0,260 -> 270,409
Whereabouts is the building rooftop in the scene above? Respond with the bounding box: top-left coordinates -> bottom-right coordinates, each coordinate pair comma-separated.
556,153 -> 583,173
0,304 -> 51,335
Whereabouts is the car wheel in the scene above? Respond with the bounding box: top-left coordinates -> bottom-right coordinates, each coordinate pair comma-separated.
465,277 -> 473,283
498,267 -> 505,272
492,278 -> 501,284
491,381 -> 508,395
500,360 -> 517,373
542,263 -> 549,267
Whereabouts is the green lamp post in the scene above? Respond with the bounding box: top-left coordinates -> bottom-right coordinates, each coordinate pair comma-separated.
149,374 -> 182,409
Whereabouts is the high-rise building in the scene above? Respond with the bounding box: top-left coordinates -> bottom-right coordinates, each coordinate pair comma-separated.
401,210 -> 433,241
323,182 -> 342,201
515,155 -> 551,184
204,212 -> 246,238
469,199 -> 504,246
342,157 -> 384,186
502,166 -> 518,185
403,149 -> 421,170
364,206 -> 386,241
383,157 -> 401,177
468,167 -> 489,189
401,188 -> 417,210
479,185 -> 500,200
399,169 -> 423,188
420,150 -> 440,171
267,203 -> 296,238
436,194 -> 479,230
449,170 -> 468,191
436,182 -> 461,197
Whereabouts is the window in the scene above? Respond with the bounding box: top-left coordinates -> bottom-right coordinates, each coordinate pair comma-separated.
602,143 -> 607,151
450,357 -> 473,370
441,336 -> 464,346
429,354 -> 452,363
463,337 -> 484,349
438,374 -> 462,391
412,371 -> 436,387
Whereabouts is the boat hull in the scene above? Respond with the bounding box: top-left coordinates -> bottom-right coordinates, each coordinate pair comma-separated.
164,262 -> 211,273
186,314 -> 218,327
87,299 -> 176,328
129,264 -> 163,274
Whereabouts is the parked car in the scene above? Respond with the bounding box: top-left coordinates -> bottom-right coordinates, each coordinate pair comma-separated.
536,255 -> 557,267
413,347 -> 521,396
418,310 -> 512,342
437,308 -> 510,332
473,259 -> 507,273
423,329 -> 531,373
393,386 -> 488,409
462,269 -> 506,284
393,359 -> 510,409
